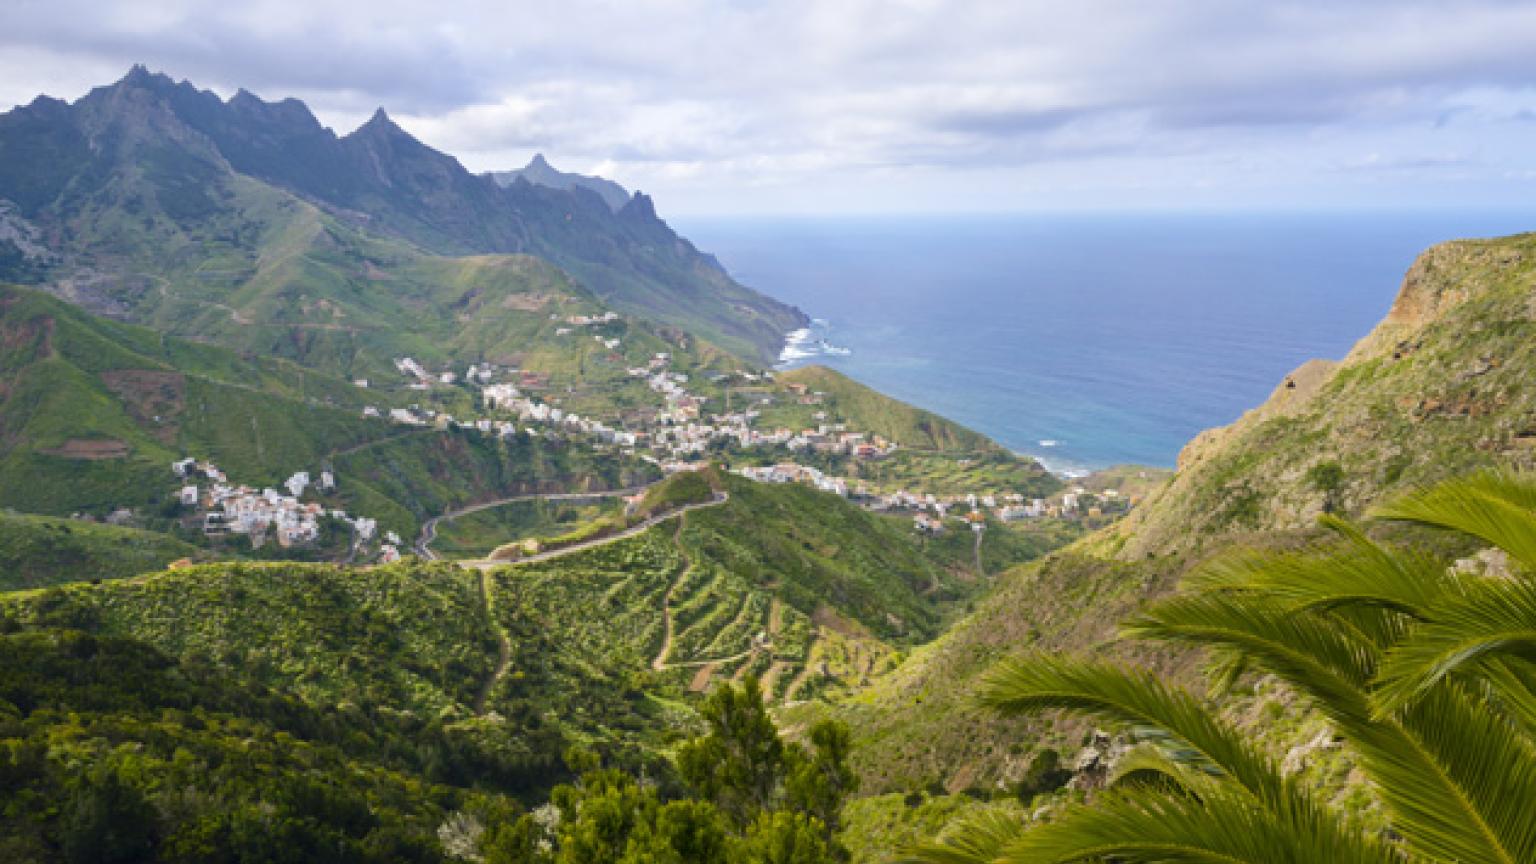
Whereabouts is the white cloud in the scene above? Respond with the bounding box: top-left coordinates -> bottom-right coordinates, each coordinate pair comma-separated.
4,0 -> 1536,212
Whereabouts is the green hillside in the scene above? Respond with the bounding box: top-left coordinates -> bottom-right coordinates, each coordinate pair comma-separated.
0,284 -> 384,516
777,365 -> 1001,452
0,627 -> 530,862
0,511 -> 204,590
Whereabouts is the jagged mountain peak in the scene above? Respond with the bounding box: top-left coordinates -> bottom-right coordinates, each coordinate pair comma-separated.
492,153 -> 633,213
352,106 -> 406,137
619,190 -> 656,220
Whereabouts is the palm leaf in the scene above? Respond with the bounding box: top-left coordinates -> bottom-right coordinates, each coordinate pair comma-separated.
1371,471 -> 1536,574
1186,523 -> 1450,621
976,655 -> 1287,807
1375,576 -> 1536,715
1129,593 -> 1531,863
1107,742 -> 1216,798
994,790 -> 1399,864
894,809 -> 1029,864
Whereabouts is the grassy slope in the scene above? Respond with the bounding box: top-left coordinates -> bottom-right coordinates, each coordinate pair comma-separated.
778,365 -> 1001,452
1,562 -> 497,716
762,365 -> 1062,499
806,231 -> 1536,796
431,497 -> 623,558
0,284 -> 388,516
684,474 -> 963,642
0,511 -> 203,590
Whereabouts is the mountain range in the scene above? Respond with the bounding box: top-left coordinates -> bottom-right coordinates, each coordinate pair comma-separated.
0,66 -> 805,365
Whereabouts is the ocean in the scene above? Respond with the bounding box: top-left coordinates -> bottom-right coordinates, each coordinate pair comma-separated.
677,210 -> 1536,476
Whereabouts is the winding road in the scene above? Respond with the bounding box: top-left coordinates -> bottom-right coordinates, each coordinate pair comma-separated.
414,485 -> 656,560
456,492 -> 729,570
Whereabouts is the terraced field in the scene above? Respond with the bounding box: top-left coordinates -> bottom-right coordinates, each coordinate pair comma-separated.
485,515 -> 819,711
449,469 -> 1004,728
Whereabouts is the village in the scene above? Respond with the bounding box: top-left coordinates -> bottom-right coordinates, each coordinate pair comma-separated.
366,349 -> 1131,541
153,344 -> 1133,566
170,458 -> 406,562
362,348 -> 899,468
731,461 -> 1132,534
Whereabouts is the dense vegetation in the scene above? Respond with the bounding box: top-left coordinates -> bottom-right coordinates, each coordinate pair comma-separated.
0,616 -> 853,863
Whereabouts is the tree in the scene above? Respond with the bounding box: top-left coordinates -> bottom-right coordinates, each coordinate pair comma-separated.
522,679 -> 849,864
676,675 -> 785,827
739,811 -> 834,864
1306,460 -> 1345,513
903,471 -> 1536,864
786,720 -> 859,836
61,767 -> 159,864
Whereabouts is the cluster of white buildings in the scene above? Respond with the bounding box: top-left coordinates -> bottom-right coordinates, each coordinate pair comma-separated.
728,455 -> 1126,537
393,357 -> 507,391
172,458 -> 386,553
733,463 -> 851,497
565,311 -> 620,326
555,311 -> 622,343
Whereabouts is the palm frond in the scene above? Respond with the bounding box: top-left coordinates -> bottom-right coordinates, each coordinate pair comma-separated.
1186,525 -> 1450,621
894,809 -> 1029,864
1371,471 -> 1536,573
1107,742 -> 1216,798
1130,592 -> 1533,862
1352,681 -> 1536,864
994,790 -> 1400,864
1375,576 -> 1536,715
1473,658 -> 1536,739
1125,594 -> 1378,703
975,655 -> 1286,807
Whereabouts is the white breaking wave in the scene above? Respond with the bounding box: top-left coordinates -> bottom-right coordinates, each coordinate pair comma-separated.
776,321 -> 851,367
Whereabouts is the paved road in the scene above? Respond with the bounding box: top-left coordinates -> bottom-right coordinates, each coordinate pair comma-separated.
414,485 -> 657,560
458,492 -> 728,570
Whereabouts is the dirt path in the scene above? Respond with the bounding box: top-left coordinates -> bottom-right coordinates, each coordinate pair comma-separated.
688,663 -> 717,693
759,660 -> 790,694
784,644 -> 822,704
651,516 -> 692,671
415,484 -> 657,561
459,493 -> 728,570
473,569 -> 513,715
973,528 -> 986,579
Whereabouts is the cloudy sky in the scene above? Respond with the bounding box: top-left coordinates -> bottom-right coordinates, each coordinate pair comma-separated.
4,0 -> 1536,214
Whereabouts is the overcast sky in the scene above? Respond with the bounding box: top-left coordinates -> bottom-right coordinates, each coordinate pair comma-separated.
4,0 -> 1536,214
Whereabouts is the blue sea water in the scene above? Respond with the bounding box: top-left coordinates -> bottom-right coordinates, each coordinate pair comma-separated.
677,210 -> 1536,475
